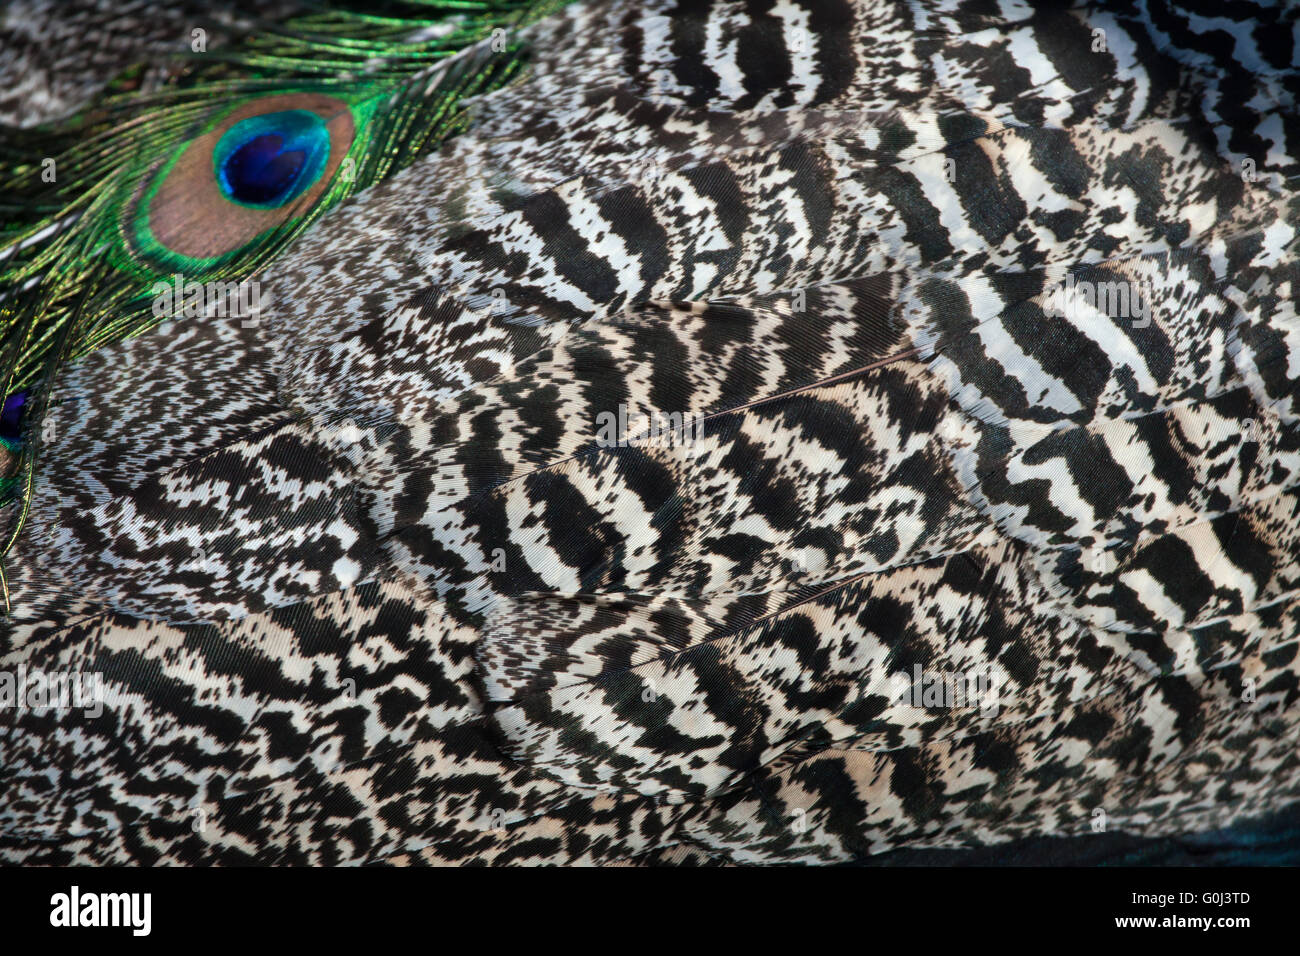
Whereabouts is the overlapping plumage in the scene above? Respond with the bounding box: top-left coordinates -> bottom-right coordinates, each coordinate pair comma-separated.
1,0 -> 1298,865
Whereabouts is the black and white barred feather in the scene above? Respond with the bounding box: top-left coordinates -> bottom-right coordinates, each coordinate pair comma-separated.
2,0 -> 1299,865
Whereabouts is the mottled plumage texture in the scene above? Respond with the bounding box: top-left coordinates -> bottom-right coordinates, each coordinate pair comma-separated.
1,0 -> 1298,865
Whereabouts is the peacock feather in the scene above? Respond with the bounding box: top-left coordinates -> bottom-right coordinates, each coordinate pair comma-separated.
2,0 -> 1300,871
0,0 -> 565,604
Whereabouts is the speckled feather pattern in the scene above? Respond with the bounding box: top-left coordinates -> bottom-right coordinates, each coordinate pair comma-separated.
0,0 -> 301,126
1,0 -> 1299,865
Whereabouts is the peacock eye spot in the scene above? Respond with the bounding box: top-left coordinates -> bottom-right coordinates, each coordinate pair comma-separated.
213,110 -> 331,209
222,133 -> 306,205
0,391 -> 26,442
136,94 -> 355,264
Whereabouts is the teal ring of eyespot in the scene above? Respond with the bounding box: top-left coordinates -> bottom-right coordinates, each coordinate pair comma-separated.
213,110 -> 331,209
